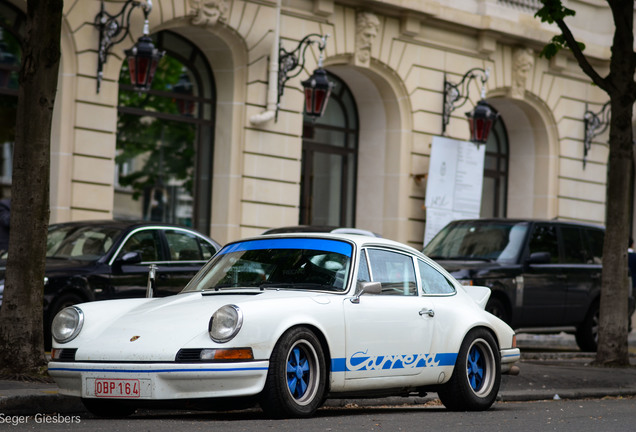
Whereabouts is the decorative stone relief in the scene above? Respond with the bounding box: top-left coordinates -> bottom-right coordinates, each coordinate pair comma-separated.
354,11 -> 380,67
510,47 -> 534,99
189,0 -> 229,27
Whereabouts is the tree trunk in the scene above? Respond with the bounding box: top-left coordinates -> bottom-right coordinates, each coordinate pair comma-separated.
0,0 -> 63,378
596,98 -> 633,366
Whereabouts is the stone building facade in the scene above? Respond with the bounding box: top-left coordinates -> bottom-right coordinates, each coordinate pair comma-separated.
0,0 -> 617,248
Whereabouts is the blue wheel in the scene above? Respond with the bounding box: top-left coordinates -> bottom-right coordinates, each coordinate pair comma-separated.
260,327 -> 327,418
466,338 -> 496,397
438,328 -> 501,411
286,344 -> 316,401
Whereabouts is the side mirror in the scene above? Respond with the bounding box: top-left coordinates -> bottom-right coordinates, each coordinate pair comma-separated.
118,251 -> 142,265
350,281 -> 382,303
526,251 -> 551,265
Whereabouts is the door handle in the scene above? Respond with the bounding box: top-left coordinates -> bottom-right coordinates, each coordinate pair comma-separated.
419,308 -> 435,318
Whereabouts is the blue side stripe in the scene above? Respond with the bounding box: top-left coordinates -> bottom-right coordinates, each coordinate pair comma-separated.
330,353 -> 457,372
48,366 -> 268,374
219,238 -> 353,256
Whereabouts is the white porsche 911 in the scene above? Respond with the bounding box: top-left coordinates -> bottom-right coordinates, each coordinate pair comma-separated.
48,234 -> 520,418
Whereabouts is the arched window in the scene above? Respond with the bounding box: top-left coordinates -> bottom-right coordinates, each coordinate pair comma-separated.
481,112 -> 509,218
0,1 -> 25,197
115,31 -> 215,231
300,72 -> 358,226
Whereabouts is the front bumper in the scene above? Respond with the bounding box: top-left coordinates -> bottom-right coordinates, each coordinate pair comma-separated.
48,360 -> 269,400
500,347 -> 520,375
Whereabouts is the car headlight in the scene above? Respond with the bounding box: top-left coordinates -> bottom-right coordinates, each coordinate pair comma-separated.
208,304 -> 242,343
51,306 -> 84,343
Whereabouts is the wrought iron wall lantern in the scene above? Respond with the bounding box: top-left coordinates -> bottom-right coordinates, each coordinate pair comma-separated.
94,0 -> 164,93
278,34 -> 333,120
583,101 -> 610,168
442,67 -> 498,145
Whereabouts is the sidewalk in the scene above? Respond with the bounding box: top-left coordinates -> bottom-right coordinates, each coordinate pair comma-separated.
2,329 -> 636,416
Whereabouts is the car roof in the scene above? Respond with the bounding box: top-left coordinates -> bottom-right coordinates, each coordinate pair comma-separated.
446,218 -> 605,230
241,232 -> 419,255
48,220 -> 220,245
262,225 -> 382,237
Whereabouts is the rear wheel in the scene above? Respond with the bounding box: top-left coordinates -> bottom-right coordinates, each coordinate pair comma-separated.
486,296 -> 510,324
575,302 -> 599,352
82,399 -> 136,418
437,328 -> 501,411
259,327 -> 327,418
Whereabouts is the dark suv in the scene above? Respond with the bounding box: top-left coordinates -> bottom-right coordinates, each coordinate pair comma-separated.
423,218 -> 635,351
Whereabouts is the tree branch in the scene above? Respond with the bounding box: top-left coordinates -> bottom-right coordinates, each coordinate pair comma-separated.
555,18 -> 611,93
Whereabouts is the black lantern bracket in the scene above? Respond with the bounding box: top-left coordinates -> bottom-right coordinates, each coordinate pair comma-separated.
94,0 -> 157,93
442,67 -> 490,135
583,101 -> 610,168
277,34 -> 331,120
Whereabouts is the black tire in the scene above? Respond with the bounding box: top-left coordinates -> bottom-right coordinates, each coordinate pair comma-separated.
45,293 -> 84,350
486,296 -> 510,324
575,302 -> 599,352
259,327 -> 327,418
82,398 -> 136,418
437,328 -> 501,411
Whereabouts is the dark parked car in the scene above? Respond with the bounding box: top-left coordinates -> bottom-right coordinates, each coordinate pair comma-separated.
423,218 -> 636,351
0,220 -> 221,346
263,225 -> 382,237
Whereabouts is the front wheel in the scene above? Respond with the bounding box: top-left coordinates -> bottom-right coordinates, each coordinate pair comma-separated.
437,328 -> 501,411
259,327 -> 327,418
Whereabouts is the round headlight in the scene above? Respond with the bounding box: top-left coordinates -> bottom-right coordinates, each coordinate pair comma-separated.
51,306 -> 84,343
209,304 -> 242,343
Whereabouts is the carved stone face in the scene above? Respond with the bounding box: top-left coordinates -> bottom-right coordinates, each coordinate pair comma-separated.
190,0 -> 228,26
355,12 -> 380,64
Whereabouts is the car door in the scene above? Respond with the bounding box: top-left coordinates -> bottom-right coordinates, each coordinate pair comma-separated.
109,228 -> 165,298
344,248 -> 435,380
559,225 -> 601,325
158,228 -> 218,295
519,223 -> 567,326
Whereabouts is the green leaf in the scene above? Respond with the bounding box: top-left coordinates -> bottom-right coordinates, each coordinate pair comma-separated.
535,0 -> 576,24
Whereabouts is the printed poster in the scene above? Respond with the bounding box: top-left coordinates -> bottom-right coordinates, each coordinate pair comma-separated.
424,136 -> 486,246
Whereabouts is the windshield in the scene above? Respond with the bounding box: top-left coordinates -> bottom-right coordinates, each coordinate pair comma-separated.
46,225 -> 123,261
423,221 -> 529,263
183,238 -> 353,292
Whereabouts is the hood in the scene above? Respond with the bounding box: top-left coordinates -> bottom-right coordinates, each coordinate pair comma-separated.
434,259 -> 502,279
44,257 -> 98,274
71,289 -> 335,361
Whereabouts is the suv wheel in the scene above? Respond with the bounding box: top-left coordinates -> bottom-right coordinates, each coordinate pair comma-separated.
575,302 -> 599,352
486,297 -> 510,324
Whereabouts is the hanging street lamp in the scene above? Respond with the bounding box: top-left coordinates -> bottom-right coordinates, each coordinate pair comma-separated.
94,0 -> 164,93
442,67 -> 498,144
278,34 -> 332,121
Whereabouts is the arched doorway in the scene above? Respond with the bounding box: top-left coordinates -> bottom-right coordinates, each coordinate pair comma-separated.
300,72 -> 358,226
481,110 -> 509,218
115,30 -> 215,231
0,1 -> 25,199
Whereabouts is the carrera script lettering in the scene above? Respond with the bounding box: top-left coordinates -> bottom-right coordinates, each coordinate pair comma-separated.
347,350 -> 441,371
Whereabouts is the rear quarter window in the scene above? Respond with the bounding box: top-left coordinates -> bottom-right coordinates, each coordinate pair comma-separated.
417,259 -> 455,295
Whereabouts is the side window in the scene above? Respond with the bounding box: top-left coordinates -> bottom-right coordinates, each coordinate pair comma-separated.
584,228 -> 604,264
418,260 -> 455,294
560,227 -> 586,264
366,249 -> 417,296
165,230 -> 204,261
198,237 -> 218,259
528,224 -> 559,263
119,231 -> 160,262
357,250 -> 371,283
